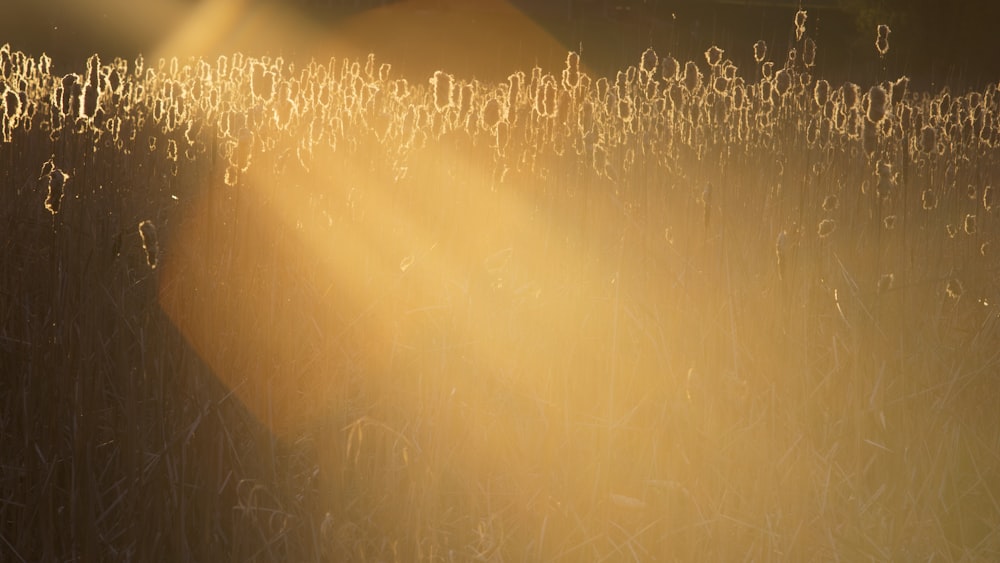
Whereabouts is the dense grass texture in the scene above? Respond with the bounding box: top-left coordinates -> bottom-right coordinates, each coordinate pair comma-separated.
2,10 -> 1000,561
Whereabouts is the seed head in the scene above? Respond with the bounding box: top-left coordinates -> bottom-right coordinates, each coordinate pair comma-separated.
842,82 -> 859,111
704,46 -> 724,67
964,214 -> 977,235
431,70 -> 454,112
138,220 -> 159,270
876,24 -> 890,57
945,278 -> 963,300
818,218 -> 836,238
802,37 -> 817,67
814,79 -> 830,107
822,194 -> 839,211
683,61 -> 701,92
640,48 -> 658,76
794,10 -> 808,41
891,76 -> 909,105
481,97 -> 503,130
867,85 -> 888,123
922,188 -> 938,210
774,69 -> 791,97
44,168 -> 69,215
563,51 -> 581,90
919,125 -> 937,153
662,55 -> 679,81
753,40 -> 767,64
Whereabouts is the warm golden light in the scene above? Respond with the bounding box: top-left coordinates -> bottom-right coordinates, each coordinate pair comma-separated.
5,3 -> 1000,560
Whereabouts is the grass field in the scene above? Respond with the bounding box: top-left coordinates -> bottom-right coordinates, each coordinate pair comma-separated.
2,7 -> 1000,561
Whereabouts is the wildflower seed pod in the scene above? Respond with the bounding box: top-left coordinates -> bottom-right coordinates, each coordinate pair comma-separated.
876,24 -> 890,57
802,37 -> 816,67
919,125 -> 937,153
138,220 -> 159,269
640,47 -> 658,77
481,97 -> 502,130
563,51 -> 581,90
774,69 -> 791,97
842,81 -> 859,111
704,46 -> 723,68
44,168 -> 68,215
814,79 -> 830,107
945,278 -> 963,300
662,55 -> 679,81
964,214 -> 977,234
822,194 -> 839,212
753,40 -> 767,64
921,188 -> 938,210
795,10 -> 808,41
817,218 -> 836,238
683,61 -> 700,92
891,76 -> 909,106
431,70 -> 453,112
867,85 -> 887,123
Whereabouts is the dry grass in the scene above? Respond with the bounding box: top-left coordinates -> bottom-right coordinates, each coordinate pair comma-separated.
2,10 -> 1000,560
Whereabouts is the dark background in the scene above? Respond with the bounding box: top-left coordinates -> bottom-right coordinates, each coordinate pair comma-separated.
3,0 -> 998,90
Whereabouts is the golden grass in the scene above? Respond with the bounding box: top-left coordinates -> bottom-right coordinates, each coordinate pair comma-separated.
2,9 -> 1000,559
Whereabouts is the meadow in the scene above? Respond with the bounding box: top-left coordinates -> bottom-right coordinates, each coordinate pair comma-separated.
2,9 -> 1000,561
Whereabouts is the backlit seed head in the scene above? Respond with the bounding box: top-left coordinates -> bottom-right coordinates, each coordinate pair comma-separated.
919,125 -> 937,153
922,189 -> 938,210
964,214 -> 977,234
44,168 -> 69,215
431,70 -> 454,112
774,69 -> 791,96
867,85 -> 888,123
683,61 -> 701,92
563,51 -> 581,89
662,55 -> 679,81
822,194 -> 839,211
883,215 -> 896,229
891,76 -> 909,105
762,61 -> 774,81
814,79 -> 830,107
753,40 -> 767,64
138,220 -> 159,270
818,218 -> 836,238
983,185 -> 994,212
802,37 -> 816,67
713,76 -> 728,95
842,82 -> 859,110
704,46 -> 724,67
481,97 -> 503,130
945,278 -> 963,300
794,10 -> 808,41
640,48 -> 658,76
876,24 -> 891,57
